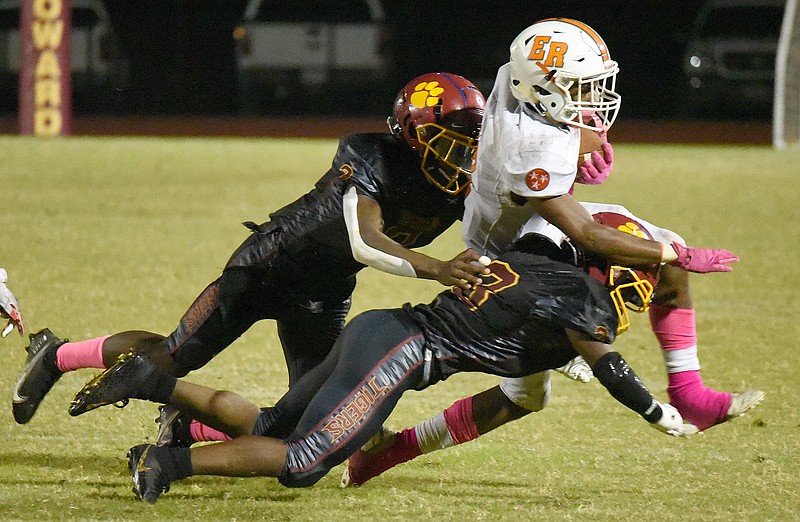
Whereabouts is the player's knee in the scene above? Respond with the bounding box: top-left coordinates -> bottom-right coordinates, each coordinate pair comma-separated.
652,264 -> 692,308
277,465 -> 326,488
500,373 -> 551,412
514,385 -> 550,412
275,438 -> 337,488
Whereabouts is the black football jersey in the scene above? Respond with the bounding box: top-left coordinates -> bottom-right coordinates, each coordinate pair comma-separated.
404,250 -> 619,382
255,133 -> 464,283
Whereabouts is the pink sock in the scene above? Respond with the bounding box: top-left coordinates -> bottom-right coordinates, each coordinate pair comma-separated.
346,427 -> 422,485
189,420 -> 231,443
667,371 -> 731,430
649,304 -> 731,430
443,396 -> 480,444
55,336 -> 110,372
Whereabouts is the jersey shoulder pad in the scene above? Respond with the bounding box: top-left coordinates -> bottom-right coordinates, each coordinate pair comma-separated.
335,134 -> 397,198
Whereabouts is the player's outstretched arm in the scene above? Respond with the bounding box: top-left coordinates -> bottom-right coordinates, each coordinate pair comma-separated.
532,195 -> 738,273
565,329 -> 697,437
344,187 -> 489,289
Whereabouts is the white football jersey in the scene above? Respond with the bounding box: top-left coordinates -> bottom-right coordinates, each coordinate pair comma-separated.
462,64 -> 681,258
463,63 -> 581,256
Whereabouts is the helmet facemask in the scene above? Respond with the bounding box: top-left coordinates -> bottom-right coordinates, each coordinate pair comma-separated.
584,211 -> 661,334
562,68 -> 620,131
605,265 -> 655,334
416,122 -> 478,195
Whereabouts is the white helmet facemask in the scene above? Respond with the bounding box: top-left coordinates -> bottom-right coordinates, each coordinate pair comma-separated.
509,18 -> 621,132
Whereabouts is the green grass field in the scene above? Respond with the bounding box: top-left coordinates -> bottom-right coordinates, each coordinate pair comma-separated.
1,135 -> 799,521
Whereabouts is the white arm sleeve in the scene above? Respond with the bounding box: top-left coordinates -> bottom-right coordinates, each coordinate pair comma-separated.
342,186 -> 417,278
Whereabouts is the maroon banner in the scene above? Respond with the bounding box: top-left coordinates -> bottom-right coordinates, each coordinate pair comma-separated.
18,0 -> 72,136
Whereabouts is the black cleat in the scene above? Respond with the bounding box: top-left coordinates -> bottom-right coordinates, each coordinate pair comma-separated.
12,328 -> 67,424
127,444 -> 172,504
69,350 -> 157,417
155,405 -> 194,447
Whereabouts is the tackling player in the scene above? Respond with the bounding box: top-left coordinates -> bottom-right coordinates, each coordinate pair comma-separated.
68,230 -> 698,504
11,73 -> 489,427
342,18 -> 764,486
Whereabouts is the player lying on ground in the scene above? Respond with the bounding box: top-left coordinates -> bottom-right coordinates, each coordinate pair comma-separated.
11,72 -> 489,426
69,231 -> 698,503
342,210 -> 764,486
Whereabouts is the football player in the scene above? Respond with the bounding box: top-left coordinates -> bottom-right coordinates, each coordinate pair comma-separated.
342,18 -> 764,486
11,73 -> 490,427
68,230 -> 698,504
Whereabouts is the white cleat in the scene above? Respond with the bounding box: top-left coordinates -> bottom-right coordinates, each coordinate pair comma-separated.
726,390 -> 765,420
555,356 -> 593,383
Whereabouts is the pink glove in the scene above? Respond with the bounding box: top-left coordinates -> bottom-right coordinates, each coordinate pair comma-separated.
577,142 -> 614,185
669,242 -> 739,273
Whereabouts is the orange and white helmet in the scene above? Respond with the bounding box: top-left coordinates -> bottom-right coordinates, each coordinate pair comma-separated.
509,18 -> 620,132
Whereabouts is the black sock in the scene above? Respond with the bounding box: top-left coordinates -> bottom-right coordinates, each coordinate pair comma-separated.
156,446 -> 194,481
171,447 -> 194,480
136,368 -> 177,404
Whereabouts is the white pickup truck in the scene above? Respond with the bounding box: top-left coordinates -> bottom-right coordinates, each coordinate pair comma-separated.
234,0 -> 390,112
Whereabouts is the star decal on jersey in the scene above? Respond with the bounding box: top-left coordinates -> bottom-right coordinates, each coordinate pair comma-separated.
525,168 -> 550,191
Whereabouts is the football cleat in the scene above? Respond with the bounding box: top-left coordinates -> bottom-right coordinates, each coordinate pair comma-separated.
340,446 -> 393,488
341,427 -> 414,488
128,444 -> 171,504
554,355 -> 594,383
155,405 -> 194,447
726,390 -> 765,420
340,426 -> 397,488
12,328 -> 66,424
69,350 -> 157,417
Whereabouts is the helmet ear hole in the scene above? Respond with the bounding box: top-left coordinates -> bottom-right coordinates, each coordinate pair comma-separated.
387,116 -> 401,137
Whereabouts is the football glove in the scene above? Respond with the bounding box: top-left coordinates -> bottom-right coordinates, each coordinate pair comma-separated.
650,402 -> 699,438
0,268 -> 25,337
577,142 -> 614,185
669,242 -> 739,273
554,355 -> 594,383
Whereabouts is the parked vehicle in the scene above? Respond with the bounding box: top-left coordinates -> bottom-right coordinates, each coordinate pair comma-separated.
679,0 -> 785,118
0,0 -> 129,113
234,0 -> 390,114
